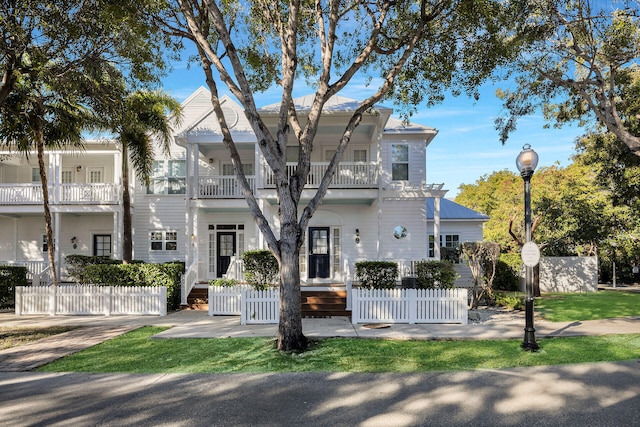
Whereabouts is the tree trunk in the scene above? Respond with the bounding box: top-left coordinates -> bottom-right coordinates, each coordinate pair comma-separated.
35,117 -> 58,286
276,228 -> 306,352
121,144 -> 132,264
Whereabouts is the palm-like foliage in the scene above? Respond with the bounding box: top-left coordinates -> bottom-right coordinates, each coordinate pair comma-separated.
114,91 -> 182,263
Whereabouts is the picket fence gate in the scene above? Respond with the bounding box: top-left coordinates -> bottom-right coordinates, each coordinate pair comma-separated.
240,288 -> 280,325
351,288 -> 467,324
208,285 -> 252,316
15,286 -> 167,316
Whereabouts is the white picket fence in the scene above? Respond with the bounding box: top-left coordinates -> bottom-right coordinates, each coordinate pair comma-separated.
208,285 -> 252,316
351,288 -> 468,324
15,286 -> 167,316
240,288 -> 280,325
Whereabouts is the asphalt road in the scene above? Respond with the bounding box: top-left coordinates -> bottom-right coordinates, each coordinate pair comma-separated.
1,360 -> 640,426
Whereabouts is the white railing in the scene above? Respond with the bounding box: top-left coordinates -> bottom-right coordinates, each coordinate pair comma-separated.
0,260 -> 48,281
59,183 -> 119,204
208,284 -> 252,315
0,183 -> 119,204
14,285 -> 167,316
262,162 -> 378,188
0,184 -> 43,204
351,288 -> 468,325
224,256 -> 244,281
198,176 -> 255,198
182,261 -> 199,305
240,288 -> 280,325
33,265 -> 53,286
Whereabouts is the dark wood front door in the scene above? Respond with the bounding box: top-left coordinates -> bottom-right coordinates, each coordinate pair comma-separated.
217,232 -> 236,277
308,227 -> 330,279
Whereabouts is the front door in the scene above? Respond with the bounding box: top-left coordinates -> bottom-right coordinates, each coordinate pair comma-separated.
217,232 -> 236,277
308,227 -> 330,279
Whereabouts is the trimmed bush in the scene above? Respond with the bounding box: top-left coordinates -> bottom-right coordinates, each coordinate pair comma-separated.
83,262 -> 184,311
0,265 -> 28,308
414,260 -> 457,289
494,292 -> 524,310
65,255 -> 120,284
494,259 -> 520,291
355,261 -> 398,289
210,278 -> 239,287
242,250 -> 279,290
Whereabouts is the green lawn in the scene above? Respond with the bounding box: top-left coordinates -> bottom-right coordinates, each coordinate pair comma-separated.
536,291 -> 640,322
39,326 -> 640,374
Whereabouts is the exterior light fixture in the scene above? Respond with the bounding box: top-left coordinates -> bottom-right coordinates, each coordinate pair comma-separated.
355,229 -> 360,244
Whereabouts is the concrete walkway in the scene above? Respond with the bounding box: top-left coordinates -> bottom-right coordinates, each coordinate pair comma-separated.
2,310 -> 640,372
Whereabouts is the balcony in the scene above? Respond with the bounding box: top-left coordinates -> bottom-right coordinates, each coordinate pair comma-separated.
197,176 -> 256,199
262,162 -> 378,188
0,183 -> 120,205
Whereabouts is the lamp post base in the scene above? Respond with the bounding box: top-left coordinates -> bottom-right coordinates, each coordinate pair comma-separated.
521,297 -> 539,351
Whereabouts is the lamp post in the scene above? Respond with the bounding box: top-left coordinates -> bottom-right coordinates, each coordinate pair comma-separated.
516,144 -> 539,351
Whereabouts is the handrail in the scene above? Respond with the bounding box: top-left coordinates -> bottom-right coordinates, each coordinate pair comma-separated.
33,265 -> 53,286
181,261 -> 199,305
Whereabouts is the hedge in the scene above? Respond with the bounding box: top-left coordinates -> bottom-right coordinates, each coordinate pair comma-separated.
82,262 -> 184,311
242,250 -> 279,290
0,265 -> 28,308
414,260 -> 457,289
355,261 -> 398,289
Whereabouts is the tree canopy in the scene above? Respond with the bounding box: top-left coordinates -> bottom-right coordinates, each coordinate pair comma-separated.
496,0 -> 640,154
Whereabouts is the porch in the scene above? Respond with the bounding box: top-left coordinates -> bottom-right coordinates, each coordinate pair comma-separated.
0,183 -> 120,205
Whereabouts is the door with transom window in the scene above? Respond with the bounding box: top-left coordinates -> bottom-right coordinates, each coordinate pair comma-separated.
308,227 -> 330,279
216,232 -> 236,278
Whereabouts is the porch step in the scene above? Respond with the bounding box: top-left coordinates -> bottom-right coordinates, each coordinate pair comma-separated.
185,287 -> 209,311
302,290 -> 350,318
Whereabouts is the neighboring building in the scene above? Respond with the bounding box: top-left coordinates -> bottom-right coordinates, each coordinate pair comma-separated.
0,87 -> 489,300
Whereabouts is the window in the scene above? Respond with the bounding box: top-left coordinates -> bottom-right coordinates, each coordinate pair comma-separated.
61,170 -> 73,184
88,168 -> 103,183
333,228 -> 340,274
429,234 -> 460,260
325,149 -> 337,162
150,231 -> 178,251
147,160 -> 186,195
32,168 -> 40,183
393,225 -> 408,239
353,149 -> 367,162
286,146 -> 299,162
93,235 -> 112,257
222,163 -> 253,175
391,144 -> 409,181
42,234 -> 48,252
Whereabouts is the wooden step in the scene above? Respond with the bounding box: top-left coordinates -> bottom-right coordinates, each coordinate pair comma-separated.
301,290 -> 350,317
186,287 -> 209,310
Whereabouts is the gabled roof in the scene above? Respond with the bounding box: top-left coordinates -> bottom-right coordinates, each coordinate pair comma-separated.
426,198 -> 489,221
259,94 -> 393,114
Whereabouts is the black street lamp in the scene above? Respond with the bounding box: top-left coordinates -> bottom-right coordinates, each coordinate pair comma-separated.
516,144 -> 540,351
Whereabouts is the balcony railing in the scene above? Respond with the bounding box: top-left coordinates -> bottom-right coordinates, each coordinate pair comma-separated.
0,183 -> 119,205
197,176 -> 255,199
262,162 -> 378,188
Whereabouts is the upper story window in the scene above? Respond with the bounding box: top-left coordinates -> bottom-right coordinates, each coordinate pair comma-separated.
32,168 -> 40,183
391,144 -> 409,181
223,163 -> 253,176
147,160 -> 186,195
353,149 -> 367,162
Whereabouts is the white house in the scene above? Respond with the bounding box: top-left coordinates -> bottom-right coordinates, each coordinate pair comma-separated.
0,87 -> 488,304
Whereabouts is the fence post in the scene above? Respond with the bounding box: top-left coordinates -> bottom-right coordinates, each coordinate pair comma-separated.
48,286 -> 56,316
240,289 -> 247,325
351,288 -> 359,324
408,288 -> 417,324
104,286 -> 112,316
159,286 -> 167,316
15,286 -> 23,316
208,286 -> 214,316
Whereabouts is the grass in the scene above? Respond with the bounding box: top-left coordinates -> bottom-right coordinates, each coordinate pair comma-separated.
536,291 -> 640,322
0,326 -> 76,350
39,326 -> 640,374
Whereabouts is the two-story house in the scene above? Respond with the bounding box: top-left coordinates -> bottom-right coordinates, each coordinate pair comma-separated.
0,87 -> 487,302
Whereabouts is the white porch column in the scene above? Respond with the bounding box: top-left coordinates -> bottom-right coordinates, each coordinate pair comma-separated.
433,197 -> 441,261
54,211 -> 61,279
113,210 -> 122,260
255,144 -> 262,189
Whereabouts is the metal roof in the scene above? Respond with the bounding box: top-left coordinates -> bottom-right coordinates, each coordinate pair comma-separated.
426,198 -> 489,221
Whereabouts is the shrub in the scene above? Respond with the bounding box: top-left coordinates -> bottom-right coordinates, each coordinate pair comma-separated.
83,262 -> 184,311
494,259 -> 520,291
355,261 -> 398,289
65,254 -> 119,284
494,292 -> 524,311
242,250 -> 279,290
0,265 -> 28,308
414,260 -> 457,289
210,278 -> 239,287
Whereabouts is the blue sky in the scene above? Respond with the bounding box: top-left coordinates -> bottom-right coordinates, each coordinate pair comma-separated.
161,58 -> 585,199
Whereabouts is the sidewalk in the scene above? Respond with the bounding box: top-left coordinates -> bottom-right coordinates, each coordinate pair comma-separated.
2,309 -> 640,372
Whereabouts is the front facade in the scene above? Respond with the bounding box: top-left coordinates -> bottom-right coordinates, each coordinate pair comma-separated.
0,87 -> 487,299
